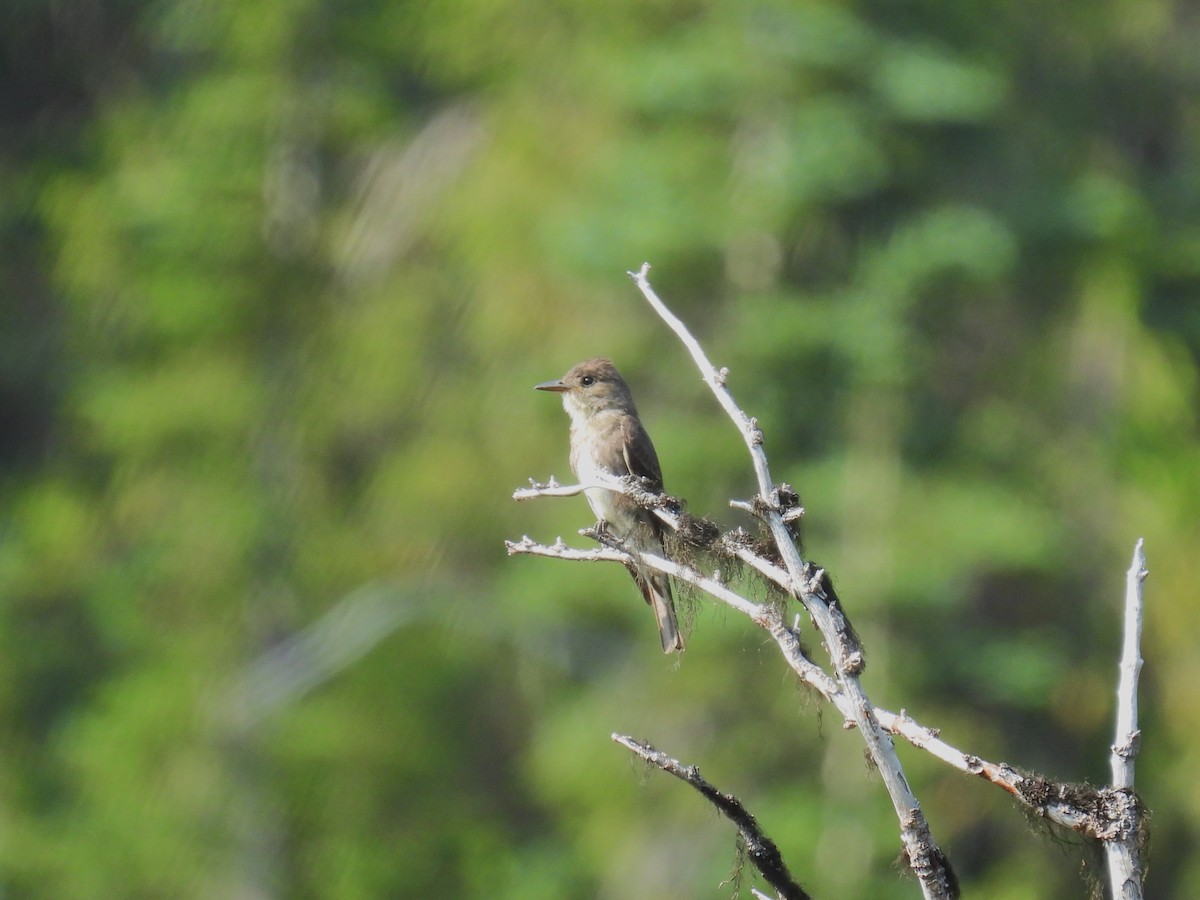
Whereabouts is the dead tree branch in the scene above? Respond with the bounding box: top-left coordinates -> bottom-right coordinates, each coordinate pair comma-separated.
626,262 -> 955,900
507,529 -> 1139,844
612,733 -> 812,900
509,264 -> 1150,898
1105,540 -> 1149,899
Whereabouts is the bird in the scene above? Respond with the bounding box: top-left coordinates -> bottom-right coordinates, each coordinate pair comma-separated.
535,357 -> 684,653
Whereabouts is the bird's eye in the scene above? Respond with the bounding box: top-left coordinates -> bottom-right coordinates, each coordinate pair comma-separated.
580,375 -> 595,387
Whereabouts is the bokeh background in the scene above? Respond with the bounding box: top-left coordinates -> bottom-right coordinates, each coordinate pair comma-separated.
2,0 -> 1198,897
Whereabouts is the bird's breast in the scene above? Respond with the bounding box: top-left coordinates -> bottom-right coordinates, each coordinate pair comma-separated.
569,417 -> 643,530
570,440 -> 618,522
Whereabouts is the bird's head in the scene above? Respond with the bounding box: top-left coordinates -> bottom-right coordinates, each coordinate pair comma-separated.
535,357 -> 637,420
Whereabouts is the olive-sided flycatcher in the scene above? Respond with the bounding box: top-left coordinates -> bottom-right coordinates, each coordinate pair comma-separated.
536,357 -> 684,653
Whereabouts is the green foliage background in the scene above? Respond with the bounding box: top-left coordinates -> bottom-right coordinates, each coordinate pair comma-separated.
2,0 -> 1198,896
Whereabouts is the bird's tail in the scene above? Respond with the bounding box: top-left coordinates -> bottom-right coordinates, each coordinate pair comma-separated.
640,570 -> 684,653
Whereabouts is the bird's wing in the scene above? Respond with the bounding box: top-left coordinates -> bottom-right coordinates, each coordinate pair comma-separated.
620,414 -> 664,491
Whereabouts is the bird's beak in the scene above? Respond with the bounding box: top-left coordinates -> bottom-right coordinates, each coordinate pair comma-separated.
534,379 -> 569,392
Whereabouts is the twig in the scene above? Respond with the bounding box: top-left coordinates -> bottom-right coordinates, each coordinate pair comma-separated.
627,263 -> 957,900
506,533 -> 840,699
512,476 -> 584,500
612,734 -> 812,900
1111,540 -> 1147,789
875,709 -> 1133,838
1105,540 -> 1149,899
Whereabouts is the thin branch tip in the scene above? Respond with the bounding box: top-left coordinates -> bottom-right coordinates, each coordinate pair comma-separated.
612,734 -> 811,900
626,261 -> 652,282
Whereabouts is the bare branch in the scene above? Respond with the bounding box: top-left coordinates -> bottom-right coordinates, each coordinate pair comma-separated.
875,709 -> 1129,838
508,531 -> 1144,850
510,268 -> 1150,897
507,534 -> 746,615
1105,539 -> 1149,899
1111,539 -> 1147,789
504,535 -> 627,565
512,476 -> 585,501
612,733 -> 812,900
507,534 -> 841,700
627,262 -> 957,900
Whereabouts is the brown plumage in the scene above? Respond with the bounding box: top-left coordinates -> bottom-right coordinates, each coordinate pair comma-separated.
535,358 -> 683,653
